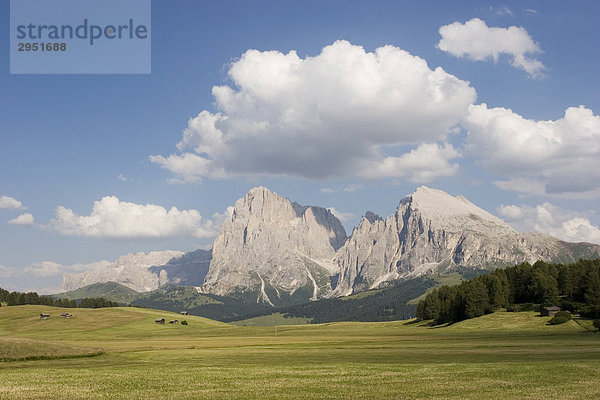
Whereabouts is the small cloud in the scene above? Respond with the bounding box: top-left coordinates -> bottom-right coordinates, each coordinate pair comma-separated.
49,196 -> 223,239
8,213 -> 35,226
0,196 -> 25,210
0,259 -> 112,281
327,207 -> 355,222
525,9 -> 537,14
438,18 -> 545,78
320,188 -> 335,194
0,264 -> 19,279
117,173 -> 128,182
492,6 -> 513,17
343,184 -> 364,193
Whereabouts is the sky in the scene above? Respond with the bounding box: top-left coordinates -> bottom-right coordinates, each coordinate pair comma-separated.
1,0 -> 599,293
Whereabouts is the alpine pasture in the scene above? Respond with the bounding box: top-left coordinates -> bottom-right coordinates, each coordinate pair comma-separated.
1,305 -> 599,399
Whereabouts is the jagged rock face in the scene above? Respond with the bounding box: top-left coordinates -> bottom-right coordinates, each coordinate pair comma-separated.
61,250 -> 186,292
333,186 -> 600,295
201,187 -> 347,305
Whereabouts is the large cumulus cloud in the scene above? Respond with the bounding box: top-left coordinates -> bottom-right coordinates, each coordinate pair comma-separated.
151,40 -> 475,183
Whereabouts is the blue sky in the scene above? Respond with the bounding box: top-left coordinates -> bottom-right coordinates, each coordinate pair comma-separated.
1,1 -> 599,292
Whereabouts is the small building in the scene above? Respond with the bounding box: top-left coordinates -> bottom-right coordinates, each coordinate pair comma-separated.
40,313 -> 50,320
541,306 -> 561,316
155,318 -> 165,324
180,311 -> 188,315
60,312 -> 73,318
169,319 -> 179,324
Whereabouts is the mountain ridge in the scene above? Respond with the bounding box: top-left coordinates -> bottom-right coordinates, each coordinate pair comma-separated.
58,186 -> 600,306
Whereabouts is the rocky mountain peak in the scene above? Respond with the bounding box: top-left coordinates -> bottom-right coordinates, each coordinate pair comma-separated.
332,186 -> 594,296
201,187 -> 347,305
401,186 -> 517,235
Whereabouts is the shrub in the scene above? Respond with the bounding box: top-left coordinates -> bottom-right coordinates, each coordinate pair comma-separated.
548,311 -> 572,325
181,320 -> 188,326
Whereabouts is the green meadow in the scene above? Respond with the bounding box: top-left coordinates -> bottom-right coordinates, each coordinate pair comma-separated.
1,305 -> 599,399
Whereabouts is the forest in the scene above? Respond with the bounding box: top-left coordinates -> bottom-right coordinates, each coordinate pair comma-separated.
0,287 -> 120,308
416,258 -> 600,325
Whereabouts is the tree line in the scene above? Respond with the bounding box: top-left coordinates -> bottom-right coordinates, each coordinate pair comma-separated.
416,258 -> 600,325
0,287 -> 121,308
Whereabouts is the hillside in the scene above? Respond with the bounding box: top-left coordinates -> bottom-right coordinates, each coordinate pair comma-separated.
417,258 -> 600,325
231,276 -> 435,324
130,285 -> 272,321
54,282 -> 140,304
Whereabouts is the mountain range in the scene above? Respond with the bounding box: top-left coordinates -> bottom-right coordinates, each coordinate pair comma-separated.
60,186 -> 600,307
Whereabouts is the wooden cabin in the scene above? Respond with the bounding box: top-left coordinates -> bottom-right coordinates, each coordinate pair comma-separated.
541,306 -> 561,316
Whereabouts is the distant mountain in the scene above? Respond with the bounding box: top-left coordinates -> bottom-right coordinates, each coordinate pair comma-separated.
55,281 -> 139,304
200,186 -> 347,306
58,186 -> 600,311
61,249 -> 211,293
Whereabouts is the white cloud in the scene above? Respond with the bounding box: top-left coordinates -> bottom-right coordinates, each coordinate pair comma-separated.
150,152 -> 216,184
152,40 -> 475,184
8,213 -> 35,226
0,264 -> 19,279
359,142 -> 461,183
498,203 -> 600,244
320,188 -> 335,194
438,18 -> 545,78
117,173 -> 128,182
343,184 -> 364,193
210,206 -> 234,229
49,196 -> 222,239
464,104 -> 600,198
0,196 -> 24,210
327,207 -> 355,222
491,6 -> 513,17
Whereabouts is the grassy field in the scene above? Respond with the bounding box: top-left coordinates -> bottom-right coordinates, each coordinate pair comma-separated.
0,305 -> 599,399
231,312 -> 311,326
